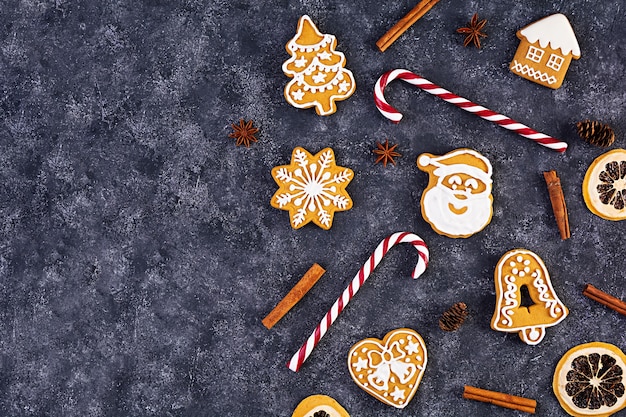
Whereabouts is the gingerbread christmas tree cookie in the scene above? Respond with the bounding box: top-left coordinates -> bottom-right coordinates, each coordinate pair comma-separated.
271,147 -> 353,230
282,15 -> 356,116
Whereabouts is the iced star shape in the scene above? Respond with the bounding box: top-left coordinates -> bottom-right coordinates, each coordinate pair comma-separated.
337,80 -> 350,93
271,147 -> 353,229
291,89 -> 305,101
317,50 -> 332,60
312,71 -> 327,84
405,340 -> 421,355
294,56 -> 308,68
390,386 -> 406,402
352,357 -> 368,372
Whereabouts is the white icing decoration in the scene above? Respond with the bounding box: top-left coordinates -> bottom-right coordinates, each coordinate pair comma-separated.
511,60 -> 558,85
418,149 -> 493,237
501,274 -> 518,327
533,270 -> 563,318
518,14 -> 580,57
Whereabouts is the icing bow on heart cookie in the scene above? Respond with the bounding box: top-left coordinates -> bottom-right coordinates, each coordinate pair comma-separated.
366,342 -> 417,391
348,328 -> 427,409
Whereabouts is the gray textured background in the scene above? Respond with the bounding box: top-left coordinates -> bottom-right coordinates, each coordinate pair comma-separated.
0,0 -> 625,416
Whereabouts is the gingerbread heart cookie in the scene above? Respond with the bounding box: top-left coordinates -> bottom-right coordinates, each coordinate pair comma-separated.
348,328 -> 427,409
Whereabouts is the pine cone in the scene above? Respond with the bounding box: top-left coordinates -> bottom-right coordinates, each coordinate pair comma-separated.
439,302 -> 469,332
576,120 -> 615,147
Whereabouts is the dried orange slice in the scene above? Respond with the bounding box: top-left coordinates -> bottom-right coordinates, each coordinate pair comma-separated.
582,149 -> 626,221
553,342 -> 626,417
291,394 -> 350,417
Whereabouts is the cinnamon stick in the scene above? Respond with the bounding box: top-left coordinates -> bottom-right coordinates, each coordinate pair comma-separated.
463,385 -> 536,414
543,170 -> 570,240
262,263 -> 326,329
583,284 -> 626,316
376,0 -> 441,52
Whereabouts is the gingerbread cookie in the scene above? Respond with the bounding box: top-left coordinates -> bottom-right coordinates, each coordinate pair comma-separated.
582,149 -> 626,221
553,342 -> 626,417
417,149 -> 493,238
348,328 -> 427,409
271,147 -> 353,230
491,249 -> 568,345
510,13 -> 580,89
291,394 -> 350,417
282,15 -> 356,116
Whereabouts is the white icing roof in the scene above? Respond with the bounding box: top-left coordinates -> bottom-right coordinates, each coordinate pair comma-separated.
519,13 -> 580,57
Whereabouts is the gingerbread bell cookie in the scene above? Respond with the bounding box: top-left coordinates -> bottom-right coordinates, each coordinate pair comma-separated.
582,149 -> 626,221
491,249 -> 568,345
510,13 -> 580,89
282,15 -> 356,116
291,394 -> 350,417
417,148 -> 493,238
348,328 -> 427,409
271,147 -> 353,230
553,342 -> 626,417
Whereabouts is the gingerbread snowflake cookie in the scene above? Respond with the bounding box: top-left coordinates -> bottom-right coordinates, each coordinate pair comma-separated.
417,148 -> 493,238
282,15 -> 356,116
271,147 -> 353,230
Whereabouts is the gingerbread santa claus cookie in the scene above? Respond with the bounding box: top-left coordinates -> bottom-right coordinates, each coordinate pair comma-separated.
282,15 -> 356,116
417,149 -> 493,238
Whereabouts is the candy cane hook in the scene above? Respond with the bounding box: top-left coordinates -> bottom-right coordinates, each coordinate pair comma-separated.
374,69 -> 568,153
287,231 -> 429,372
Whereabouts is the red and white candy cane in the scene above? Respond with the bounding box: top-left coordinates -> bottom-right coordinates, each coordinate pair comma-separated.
287,231 -> 429,372
374,69 -> 568,153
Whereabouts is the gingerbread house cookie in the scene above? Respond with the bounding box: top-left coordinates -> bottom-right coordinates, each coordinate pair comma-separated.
510,13 -> 580,89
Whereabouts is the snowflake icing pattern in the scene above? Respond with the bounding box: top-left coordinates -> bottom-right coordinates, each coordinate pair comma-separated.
271,147 -> 353,229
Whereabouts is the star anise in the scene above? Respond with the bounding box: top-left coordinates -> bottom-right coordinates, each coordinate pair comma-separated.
229,119 -> 258,147
457,13 -> 487,48
373,139 -> 401,167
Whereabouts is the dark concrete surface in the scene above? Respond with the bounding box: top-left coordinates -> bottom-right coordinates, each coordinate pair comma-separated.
0,0 -> 625,416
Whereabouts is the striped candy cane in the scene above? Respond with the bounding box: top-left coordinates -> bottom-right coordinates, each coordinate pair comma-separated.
374,69 -> 568,153
287,231 -> 429,372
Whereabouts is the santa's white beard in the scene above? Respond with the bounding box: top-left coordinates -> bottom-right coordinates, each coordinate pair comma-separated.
421,186 -> 492,237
